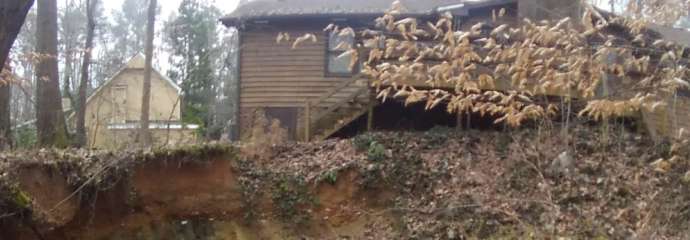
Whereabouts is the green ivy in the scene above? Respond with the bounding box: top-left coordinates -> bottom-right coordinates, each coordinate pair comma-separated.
367,141 -> 386,162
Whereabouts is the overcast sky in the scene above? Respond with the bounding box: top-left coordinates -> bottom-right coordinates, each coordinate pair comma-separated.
102,0 -> 240,20
97,0 -> 241,72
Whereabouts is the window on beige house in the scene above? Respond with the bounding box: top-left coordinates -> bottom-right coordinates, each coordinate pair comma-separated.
111,85 -> 127,123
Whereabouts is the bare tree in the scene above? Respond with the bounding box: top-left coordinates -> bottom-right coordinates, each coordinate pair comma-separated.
0,1 -> 34,65
0,0 -> 35,149
75,0 -> 96,147
36,0 -> 68,147
0,64 -> 12,150
138,0 -> 156,147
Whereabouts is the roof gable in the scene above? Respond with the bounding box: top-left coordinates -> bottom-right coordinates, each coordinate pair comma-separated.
78,54 -> 182,116
86,54 -> 181,104
649,24 -> 690,47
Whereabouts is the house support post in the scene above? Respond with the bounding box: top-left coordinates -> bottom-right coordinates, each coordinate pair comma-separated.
456,111 -> 462,130
367,93 -> 374,132
304,100 -> 311,142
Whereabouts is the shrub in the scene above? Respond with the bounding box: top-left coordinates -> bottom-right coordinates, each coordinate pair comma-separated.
368,141 -> 387,162
353,133 -> 375,152
241,109 -> 287,161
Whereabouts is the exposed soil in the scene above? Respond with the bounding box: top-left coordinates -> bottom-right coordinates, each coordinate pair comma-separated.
1,124 -> 690,239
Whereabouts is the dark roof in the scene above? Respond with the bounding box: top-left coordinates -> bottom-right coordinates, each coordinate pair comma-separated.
221,0 -> 515,25
649,24 -> 690,47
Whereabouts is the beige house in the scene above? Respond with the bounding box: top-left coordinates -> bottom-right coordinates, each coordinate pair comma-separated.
73,54 -> 198,149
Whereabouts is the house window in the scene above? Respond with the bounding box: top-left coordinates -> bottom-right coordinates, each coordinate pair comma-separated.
111,85 -> 127,124
326,31 -> 355,76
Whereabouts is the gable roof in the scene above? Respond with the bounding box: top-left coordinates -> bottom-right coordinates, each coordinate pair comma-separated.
85,53 -> 181,106
221,0 -> 515,26
64,53 -> 182,123
649,24 -> 690,47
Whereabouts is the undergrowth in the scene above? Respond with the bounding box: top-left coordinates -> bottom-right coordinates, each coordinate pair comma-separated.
270,174 -> 314,227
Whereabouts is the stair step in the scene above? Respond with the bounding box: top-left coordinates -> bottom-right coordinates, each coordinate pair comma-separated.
302,76 -> 376,141
313,108 -> 371,140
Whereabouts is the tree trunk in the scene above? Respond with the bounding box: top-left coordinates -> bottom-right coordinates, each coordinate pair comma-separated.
139,0 -> 156,147
0,0 -> 35,150
36,0 -> 68,148
62,42 -> 73,101
76,0 -> 96,148
0,70 -> 10,150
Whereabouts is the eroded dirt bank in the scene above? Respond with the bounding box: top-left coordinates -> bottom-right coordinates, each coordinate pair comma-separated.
0,145 -> 395,239
2,125 -> 690,239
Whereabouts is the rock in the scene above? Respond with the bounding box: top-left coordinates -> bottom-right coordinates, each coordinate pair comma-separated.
650,158 -> 671,173
548,151 -> 574,176
447,228 -> 457,239
682,171 -> 690,184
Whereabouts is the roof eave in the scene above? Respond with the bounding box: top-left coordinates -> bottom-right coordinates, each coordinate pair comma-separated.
222,12 -> 439,27
221,0 -> 517,27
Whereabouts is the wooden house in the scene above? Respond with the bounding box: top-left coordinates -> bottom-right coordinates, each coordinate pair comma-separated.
222,0 -> 690,141
222,0 -> 519,141
640,25 -> 690,139
70,54 -> 198,149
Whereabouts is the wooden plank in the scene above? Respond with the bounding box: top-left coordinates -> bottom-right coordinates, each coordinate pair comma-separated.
244,33 -> 324,40
242,103 -> 304,108
242,72 -> 325,78
241,101 -> 338,107
242,43 -> 324,49
242,47 -> 324,54
242,92 -> 330,98
241,35 -> 324,44
241,87 -> 337,93
241,80 -> 336,85
305,101 -> 311,142
241,65 -> 323,72
241,77 -> 349,82
241,71 -> 324,77
311,77 -> 358,106
242,93 -> 360,101
241,67 -> 323,74
242,97 -> 344,104
244,33 -> 319,39
314,108 -> 370,141
241,48 -> 322,53
243,92 -> 358,100
241,52 -> 323,58
242,93 -> 332,99
243,90 -> 357,97
241,82 -> 338,88
242,60 -> 323,67
241,45 -> 323,51
312,87 -> 368,122
241,60 -> 325,67
241,52 -> 322,59
242,98 -> 309,103
367,93 -> 375,131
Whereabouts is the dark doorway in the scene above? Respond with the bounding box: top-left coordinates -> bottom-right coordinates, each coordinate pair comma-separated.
265,107 -> 298,140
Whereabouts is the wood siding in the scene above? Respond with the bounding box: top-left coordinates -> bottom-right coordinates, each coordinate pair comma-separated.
239,27 -> 365,139
642,93 -> 690,139
240,29 -> 354,107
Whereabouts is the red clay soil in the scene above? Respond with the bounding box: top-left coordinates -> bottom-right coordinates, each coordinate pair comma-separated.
2,126 -> 690,239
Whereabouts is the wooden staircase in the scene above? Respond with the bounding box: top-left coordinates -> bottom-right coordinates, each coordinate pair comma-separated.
302,76 -> 375,141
